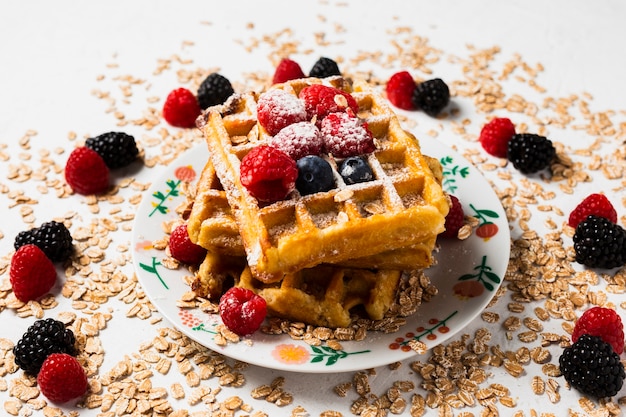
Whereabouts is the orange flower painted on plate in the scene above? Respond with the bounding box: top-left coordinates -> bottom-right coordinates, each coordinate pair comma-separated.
175,165 -> 197,182
272,344 -> 310,365
135,240 -> 154,251
453,280 -> 485,300
179,309 -> 202,328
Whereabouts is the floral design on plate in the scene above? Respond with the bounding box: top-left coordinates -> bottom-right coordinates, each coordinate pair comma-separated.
131,138 -> 510,373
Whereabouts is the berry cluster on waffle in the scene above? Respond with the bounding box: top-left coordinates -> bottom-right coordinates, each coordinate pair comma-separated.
188,77 -> 449,327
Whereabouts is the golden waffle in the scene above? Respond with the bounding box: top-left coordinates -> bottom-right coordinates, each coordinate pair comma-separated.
237,264 -> 402,328
196,77 -> 449,282
187,159 -> 440,274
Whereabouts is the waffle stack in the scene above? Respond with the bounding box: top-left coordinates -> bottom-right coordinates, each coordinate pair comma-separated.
188,77 -> 449,327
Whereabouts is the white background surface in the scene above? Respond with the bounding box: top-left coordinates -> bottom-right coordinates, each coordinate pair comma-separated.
1,1 -> 625,416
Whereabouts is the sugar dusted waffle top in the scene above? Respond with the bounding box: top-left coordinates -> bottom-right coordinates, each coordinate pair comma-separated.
196,77 -> 449,283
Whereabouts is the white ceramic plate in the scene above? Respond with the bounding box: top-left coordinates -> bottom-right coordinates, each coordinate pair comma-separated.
132,138 -> 510,373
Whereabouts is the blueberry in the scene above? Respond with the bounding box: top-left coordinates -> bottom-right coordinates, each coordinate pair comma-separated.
339,156 -> 374,184
296,155 -> 335,196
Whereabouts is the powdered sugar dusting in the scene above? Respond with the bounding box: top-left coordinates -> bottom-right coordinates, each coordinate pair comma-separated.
321,112 -> 375,158
256,89 -> 307,136
267,121 -> 323,160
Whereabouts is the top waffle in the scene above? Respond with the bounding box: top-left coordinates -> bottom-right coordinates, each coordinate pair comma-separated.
196,77 -> 449,283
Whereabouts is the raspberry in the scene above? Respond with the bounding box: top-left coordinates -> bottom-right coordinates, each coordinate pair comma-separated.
13,318 -> 77,375
256,89 -> 308,136
162,87 -> 202,128
309,57 -> 341,78
573,215 -> 626,269
412,78 -> 450,116
320,112 -> 375,158
272,58 -> 305,85
240,146 -> 298,202
568,193 -> 618,229
14,220 -> 73,262
37,353 -> 88,403
85,131 -> 139,169
197,73 -> 234,109
299,84 -> 359,122
479,117 -> 516,158
267,121 -> 323,160
507,133 -> 556,174
572,306 -> 624,354
559,334 -> 625,399
386,71 -> 416,110
219,287 -> 267,336
168,224 -> 207,265
64,146 -> 110,195
439,195 -> 464,238
10,244 -> 57,303
295,155 -> 335,196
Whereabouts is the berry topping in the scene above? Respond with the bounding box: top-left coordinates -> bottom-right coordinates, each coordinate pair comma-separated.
162,87 -> 202,128
219,287 -> 267,336
320,112 -> 375,158
506,133 -> 555,174
256,89 -> 308,136
439,195 -> 464,238
85,131 -> 139,169
386,71 -> 416,110
309,57 -> 341,78
338,156 -> 374,185
295,155 -> 335,196
299,84 -> 359,121
572,306 -> 624,354
267,121 -> 323,160
10,244 -> 57,303
559,334 -> 625,399
568,193 -> 618,229
479,117 -> 516,158
13,318 -> 77,375
14,220 -> 73,262
411,78 -> 450,116
573,215 -> 626,269
64,146 -> 110,195
240,146 -> 298,202
197,73 -> 234,109
37,353 -> 88,403
169,224 -> 207,265
272,58 -> 306,85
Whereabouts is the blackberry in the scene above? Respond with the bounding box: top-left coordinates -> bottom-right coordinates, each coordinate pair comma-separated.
85,131 -> 138,169
13,318 -> 77,375
559,334 -> 625,398
295,155 -> 335,196
573,215 -> 626,269
14,221 -> 73,262
309,57 -> 341,78
197,73 -> 234,109
411,78 -> 450,116
339,156 -> 374,185
506,133 -> 555,174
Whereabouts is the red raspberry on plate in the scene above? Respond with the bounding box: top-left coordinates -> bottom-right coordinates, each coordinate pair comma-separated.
299,84 -> 359,122
568,193 -> 618,229
320,112 -> 375,158
572,306 -> 624,354
479,117 -> 516,158
386,71 -> 416,110
240,145 -> 298,202
169,224 -> 207,265
64,147 -> 110,195
439,195 -> 464,238
10,244 -> 57,302
219,287 -> 267,336
37,353 -> 88,403
256,89 -> 308,136
267,121 -> 323,160
162,87 -> 202,128
272,58 -> 306,85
